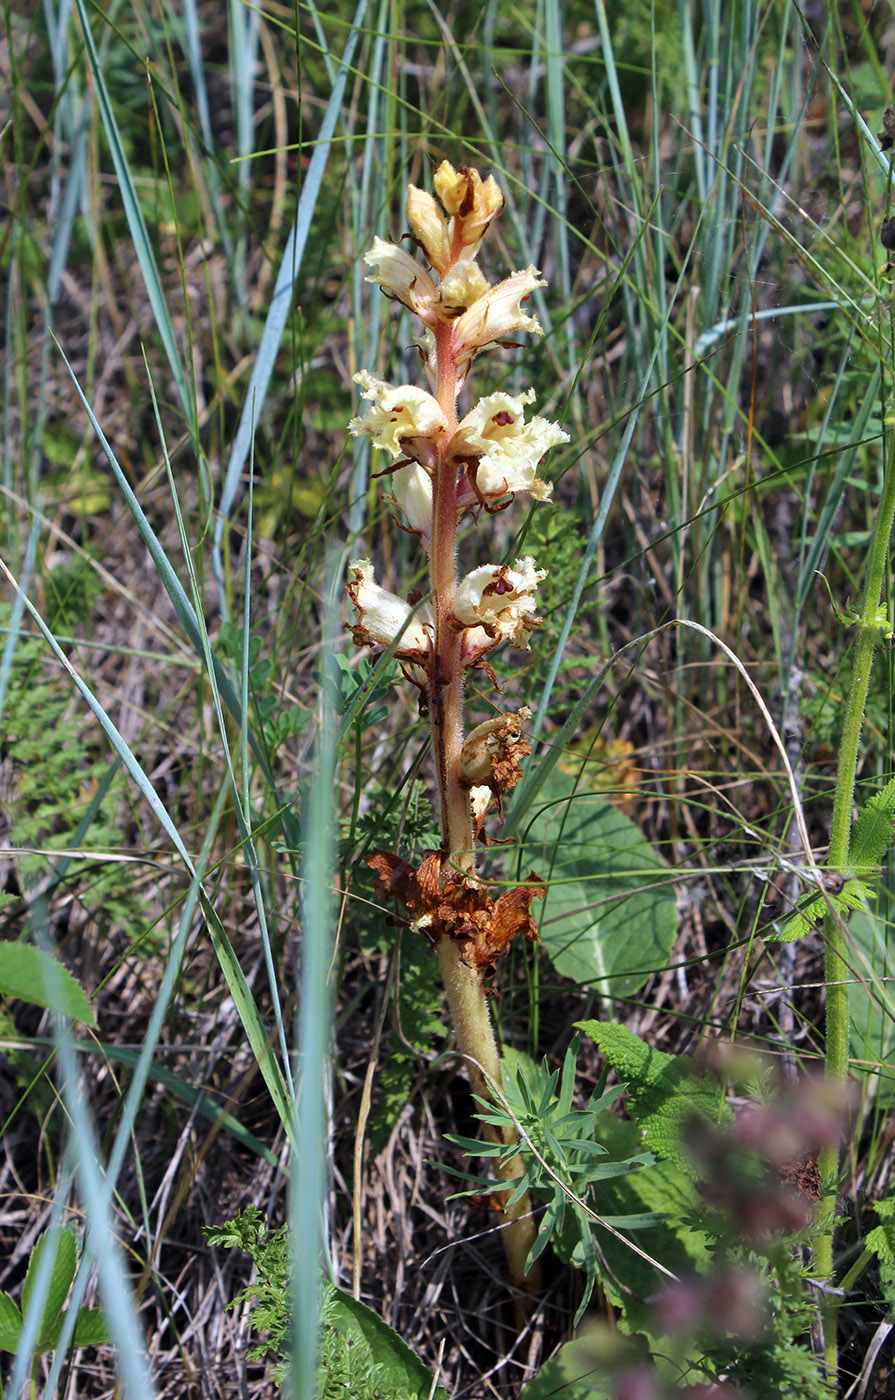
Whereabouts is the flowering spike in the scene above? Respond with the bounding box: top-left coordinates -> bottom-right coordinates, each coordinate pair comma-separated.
346,162 -> 567,1302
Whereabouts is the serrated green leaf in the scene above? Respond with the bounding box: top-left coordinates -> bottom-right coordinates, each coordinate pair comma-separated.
71,1306 -> 111,1347
577,1021 -> 728,1174
866,1193 -> 895,1268
0,945 -> 96,1028
850,776 -> 895,875
768,879 -> 871,943
0,1292 -> 22,1351
22,1227 -> 76,1350
775,779 -> 895,943
519,776 -> 677,999
326,1289 -> 449,1399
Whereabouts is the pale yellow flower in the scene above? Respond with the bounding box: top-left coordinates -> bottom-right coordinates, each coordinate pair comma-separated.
349,371 -> 447,459
388,461 -> 433,539
450,267 -> 544,364
452,388 -> 567,503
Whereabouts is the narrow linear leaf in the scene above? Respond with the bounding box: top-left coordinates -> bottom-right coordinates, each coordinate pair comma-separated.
199,893 -> 297,1152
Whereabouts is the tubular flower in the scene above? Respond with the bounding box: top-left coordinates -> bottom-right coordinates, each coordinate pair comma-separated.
345,559 -> 433,659
349,371 -> 447,460
453,556 -> 546,648
450,266 -> 544,364
363,237 -> 438,323
452,388 -> 568,505
388,461 -> 433,540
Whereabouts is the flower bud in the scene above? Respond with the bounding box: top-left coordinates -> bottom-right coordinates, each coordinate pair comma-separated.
432,161 -> 504,251
406,184 -> 452,273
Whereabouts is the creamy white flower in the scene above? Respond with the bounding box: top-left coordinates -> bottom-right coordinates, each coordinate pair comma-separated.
451,266 -> 544,362
348,371 -> 447,459
452,388 -> 568,502
389,461 -> 433,538
453,557 -> 546,648
363,237 -> 438,321
345,558 -> 433,656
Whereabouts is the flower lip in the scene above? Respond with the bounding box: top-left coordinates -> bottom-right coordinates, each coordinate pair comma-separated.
363,237 -> 439,322
450,266 -> 545,363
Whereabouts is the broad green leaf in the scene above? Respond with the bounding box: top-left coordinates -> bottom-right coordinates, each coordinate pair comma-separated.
71,1306 -> 111,1347
577,1021 -> 728,1174
327,1289 -> 449,1400
848,899 -> 895,1106
521,1331 -> 615,1400
22,1227 -> 76,1350
0,945 -> 96,1028
518,777 -> 677,1000
0,1293 -> 22,1351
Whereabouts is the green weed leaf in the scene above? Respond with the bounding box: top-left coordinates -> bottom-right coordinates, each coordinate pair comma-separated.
520,776 -> 677,999
22,1226 -> 77,1350
866,1193 -> 895,1270
71,1307 -> 111,1348
0,945 -> 96,1028
577,1020 -> 728,1174
0,1293 -> 22,1351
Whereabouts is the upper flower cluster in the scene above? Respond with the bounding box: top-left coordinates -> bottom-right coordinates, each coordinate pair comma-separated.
346,161 -> 568,690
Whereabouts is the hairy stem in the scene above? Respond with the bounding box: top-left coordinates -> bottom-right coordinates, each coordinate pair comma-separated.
817,421 -> 895,1374
424,327 -> 541,1297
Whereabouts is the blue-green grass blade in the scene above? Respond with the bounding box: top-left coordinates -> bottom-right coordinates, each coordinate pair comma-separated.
213,0 -> 370,598
70,0 -> 196,436
289,576 -> 339,1399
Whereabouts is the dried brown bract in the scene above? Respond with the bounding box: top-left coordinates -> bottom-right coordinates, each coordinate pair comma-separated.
366,849 -> 542,976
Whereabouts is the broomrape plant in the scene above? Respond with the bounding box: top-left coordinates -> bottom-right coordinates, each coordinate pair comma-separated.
346,162 -> 568,1296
